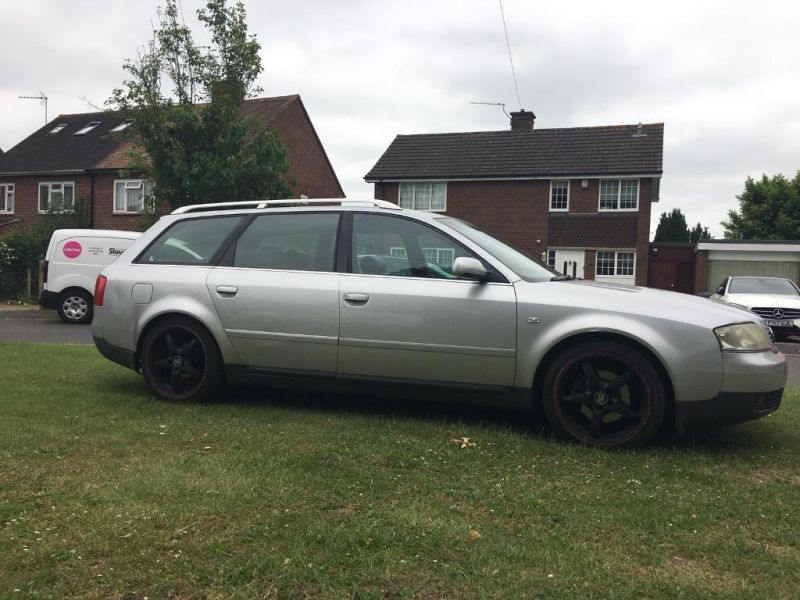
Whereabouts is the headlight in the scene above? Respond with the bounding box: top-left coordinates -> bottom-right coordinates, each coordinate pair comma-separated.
714,322 -> 772,351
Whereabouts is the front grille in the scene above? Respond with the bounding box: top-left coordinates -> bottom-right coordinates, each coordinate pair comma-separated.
751,307 -> 800,320
755,389 -> 783,412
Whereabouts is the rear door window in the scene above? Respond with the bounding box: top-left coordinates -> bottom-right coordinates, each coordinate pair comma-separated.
233,212 -> 340,272
137,216 -> 245,265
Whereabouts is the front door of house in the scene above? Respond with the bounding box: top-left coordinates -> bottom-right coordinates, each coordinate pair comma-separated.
554,250 -> 585,279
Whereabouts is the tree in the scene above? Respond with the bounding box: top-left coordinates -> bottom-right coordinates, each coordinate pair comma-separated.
689,222 -> 712,244
654,208 -> 690,243
108,0 -> 293,212
722,172 -> 800,239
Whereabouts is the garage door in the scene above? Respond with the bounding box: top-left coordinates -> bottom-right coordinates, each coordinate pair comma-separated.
708,260 -> 800,290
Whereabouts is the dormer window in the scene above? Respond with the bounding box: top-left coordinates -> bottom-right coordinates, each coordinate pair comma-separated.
74,121 -> 101,136
110,120 -> 131,133
49,123 -> 68,134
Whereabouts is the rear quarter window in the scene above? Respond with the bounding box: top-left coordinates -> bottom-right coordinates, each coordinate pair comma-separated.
136,216 -> 245,265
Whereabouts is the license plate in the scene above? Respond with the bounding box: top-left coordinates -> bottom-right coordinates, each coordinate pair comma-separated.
764,319 -> 794,327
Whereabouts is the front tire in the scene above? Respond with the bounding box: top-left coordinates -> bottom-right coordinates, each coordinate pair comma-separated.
140,316 -> 224,402
57,289 -> 93,324
541,341 -> 666,448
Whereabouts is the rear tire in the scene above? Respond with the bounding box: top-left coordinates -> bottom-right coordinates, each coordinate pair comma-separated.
57,289 -> 93,325
541,340 -> 666,448
140,316 -> 224,402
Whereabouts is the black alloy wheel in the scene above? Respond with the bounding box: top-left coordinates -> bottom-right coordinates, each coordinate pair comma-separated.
542,341 -> 666,448
141,317 -> 223,402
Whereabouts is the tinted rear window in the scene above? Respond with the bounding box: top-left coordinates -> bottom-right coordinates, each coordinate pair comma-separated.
137,216 -> 245,265
233,213 -> 340,271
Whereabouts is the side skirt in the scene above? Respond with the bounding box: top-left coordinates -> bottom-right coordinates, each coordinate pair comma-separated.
225,365 -> 533,412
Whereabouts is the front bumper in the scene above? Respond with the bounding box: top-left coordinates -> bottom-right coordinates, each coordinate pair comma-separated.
39,290 -> 59,309
675,349 -> 787,433
93,336 -> 138,371
675,389 -> 783,433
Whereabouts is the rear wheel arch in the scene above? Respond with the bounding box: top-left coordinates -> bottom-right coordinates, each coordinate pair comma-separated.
135,312 -> 223,371
532,332 -> 675,415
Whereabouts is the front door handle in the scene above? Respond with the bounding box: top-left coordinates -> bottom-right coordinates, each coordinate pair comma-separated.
216,285 -> 239,297
343,293 -> 370,305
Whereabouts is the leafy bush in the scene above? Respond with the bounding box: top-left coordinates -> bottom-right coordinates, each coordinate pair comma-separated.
0,226 -> 47,300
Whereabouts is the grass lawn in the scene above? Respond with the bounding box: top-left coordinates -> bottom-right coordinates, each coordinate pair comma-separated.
0,343 -> 798,599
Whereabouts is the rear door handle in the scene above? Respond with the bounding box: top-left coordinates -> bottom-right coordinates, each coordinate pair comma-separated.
343,293 -> 369,305
216,285 -> 238,297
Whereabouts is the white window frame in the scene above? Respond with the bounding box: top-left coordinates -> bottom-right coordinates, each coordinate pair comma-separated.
549,180 -> 570,212
38,181 -> 75,214
113,179 -> 152,214
597,178 -> 639,212
49,123 -> 68,134
398,182 -> 447,212
595,250 -> 636,278
0,183 -> 14,214
110,121 -> 131,133
74,121 -> 101,136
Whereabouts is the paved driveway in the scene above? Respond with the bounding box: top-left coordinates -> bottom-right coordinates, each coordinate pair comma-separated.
0,308 -> 93,345
2,307 -> 800,384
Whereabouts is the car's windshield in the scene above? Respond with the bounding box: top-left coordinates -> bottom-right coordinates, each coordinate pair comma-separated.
728,277 -> 799,295
437,217 -> 557,281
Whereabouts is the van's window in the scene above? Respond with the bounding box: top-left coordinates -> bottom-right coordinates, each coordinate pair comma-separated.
234,213 -> 340,272
137,216 -> 244,265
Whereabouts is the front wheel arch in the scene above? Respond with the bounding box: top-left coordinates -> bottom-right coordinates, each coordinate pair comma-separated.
532,332 -> 675,429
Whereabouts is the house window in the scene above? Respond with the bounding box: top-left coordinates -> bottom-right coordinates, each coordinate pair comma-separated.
596,251 -> 635,277
74,121 -> 101,136
550,180 -> 569,211
0,184 -> 14,213
390,246 -> 455,267
114,179 -> 153,214
39,182 -> 75,213
398,182 -> 447,212
49,123 -> 68,134
546,249 -> 556,269
599,179 -> 639,211
110,121 -> 131,133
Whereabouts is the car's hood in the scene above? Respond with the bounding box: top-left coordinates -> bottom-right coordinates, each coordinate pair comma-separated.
722,293 -> 800,309
517,279 -> 758,329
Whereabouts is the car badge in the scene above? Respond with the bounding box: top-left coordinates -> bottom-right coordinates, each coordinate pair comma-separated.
772,308 -> 784,319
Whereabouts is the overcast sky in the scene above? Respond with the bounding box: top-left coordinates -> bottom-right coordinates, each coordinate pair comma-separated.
1,0 -> 798,237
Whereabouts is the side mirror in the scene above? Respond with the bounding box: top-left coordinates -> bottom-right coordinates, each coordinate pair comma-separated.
716,286 -> 725,295
453,257 -> 488,281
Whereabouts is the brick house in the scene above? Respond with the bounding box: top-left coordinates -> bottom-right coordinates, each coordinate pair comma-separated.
365,112 -> 663,285
0,95 -> 343,232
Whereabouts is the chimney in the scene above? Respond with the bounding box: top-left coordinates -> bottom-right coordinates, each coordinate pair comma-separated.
510,110 -> 535,132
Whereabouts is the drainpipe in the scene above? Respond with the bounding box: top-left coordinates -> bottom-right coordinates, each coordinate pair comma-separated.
88,171 -> 95,228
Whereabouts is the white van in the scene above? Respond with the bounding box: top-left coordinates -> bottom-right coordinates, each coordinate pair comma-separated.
39,229 -> 141,324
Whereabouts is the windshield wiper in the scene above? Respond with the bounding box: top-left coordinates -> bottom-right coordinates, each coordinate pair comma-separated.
550,274 -> 576,281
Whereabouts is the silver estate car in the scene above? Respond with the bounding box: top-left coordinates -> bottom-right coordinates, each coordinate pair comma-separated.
92,199 -> 787,448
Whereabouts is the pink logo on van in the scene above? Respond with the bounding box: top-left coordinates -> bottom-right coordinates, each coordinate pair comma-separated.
63,240 -> 82,259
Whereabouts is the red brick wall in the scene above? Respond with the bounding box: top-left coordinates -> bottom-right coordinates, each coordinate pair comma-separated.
375,180 -> 549,257
375,177 -> 654,284
91,173 -> 151,231
0,173 -> 153,233
272,100 -> 344,198
694,249 -> 709,293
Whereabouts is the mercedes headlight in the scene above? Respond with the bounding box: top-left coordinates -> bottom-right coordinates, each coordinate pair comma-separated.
714,322 -> 772,351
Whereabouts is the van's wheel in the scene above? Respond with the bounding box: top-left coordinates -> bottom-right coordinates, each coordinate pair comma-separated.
140,316 -> 224,403
541,341 -> 666,448
57,289 -> 93,324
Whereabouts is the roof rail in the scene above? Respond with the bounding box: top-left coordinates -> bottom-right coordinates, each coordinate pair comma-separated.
171,198 -> 400,214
